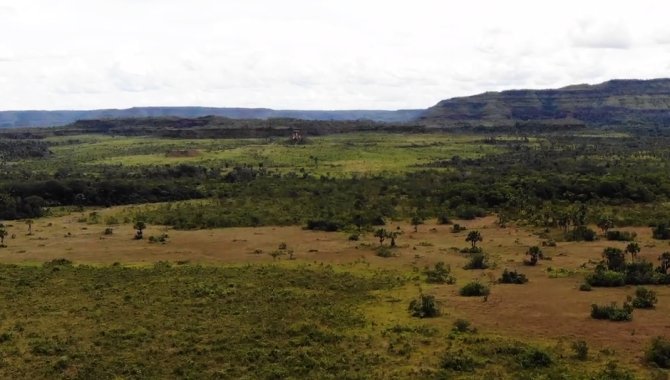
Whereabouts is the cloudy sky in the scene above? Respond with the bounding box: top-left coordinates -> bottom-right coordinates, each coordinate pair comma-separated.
1,0 -> 670,111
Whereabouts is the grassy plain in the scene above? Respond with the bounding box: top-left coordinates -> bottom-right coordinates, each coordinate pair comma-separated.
38,133 -> 500,176
0,210 -> 668,378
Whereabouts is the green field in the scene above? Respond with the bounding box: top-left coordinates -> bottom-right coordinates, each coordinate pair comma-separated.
39,133 -> 500,176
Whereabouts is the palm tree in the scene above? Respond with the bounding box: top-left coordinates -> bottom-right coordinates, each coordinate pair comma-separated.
374,228 -> 387,246
465,230 -> 483,249
133,221 -> 146,240
625,242 -> 641,262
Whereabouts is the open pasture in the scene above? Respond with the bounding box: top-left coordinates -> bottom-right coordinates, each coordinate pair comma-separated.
0,209 -> 668,378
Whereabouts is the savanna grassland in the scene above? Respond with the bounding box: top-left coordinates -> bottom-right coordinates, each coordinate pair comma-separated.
0,124 -> 669,379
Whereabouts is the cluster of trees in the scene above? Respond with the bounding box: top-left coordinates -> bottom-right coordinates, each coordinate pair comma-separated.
586,246 -> 670,286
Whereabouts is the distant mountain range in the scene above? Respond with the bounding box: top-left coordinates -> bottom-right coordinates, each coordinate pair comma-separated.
0,107 -> 423,128
2,78 -> 670,129
420,78 -> 670,128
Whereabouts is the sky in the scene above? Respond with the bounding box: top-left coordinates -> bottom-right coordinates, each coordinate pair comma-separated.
1,0 -> 670,111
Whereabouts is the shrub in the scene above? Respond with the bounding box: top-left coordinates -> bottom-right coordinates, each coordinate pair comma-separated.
524,246 -> 543,266
459,246 -> 482,254
452,319 -> 476,333
424,262 -> 456,284
606,230 -> 637,241
499,269 -> 528,284
590,302 -> 633,321
632,287 -> 658,309
347,233 -> 360,241
517,347 -> 553,369
43,258 -> 73,268
451,224 -> 466,233
376,246 -> 396,258
437,215 -> 452,225
646,336 -> 670,369
441,350 -> 479,372
586,269 -> 626,287
454,206 -> 486,220
624,261 -> 656,285
579,283 -> 592,291
305,219 -> 342,232
463,253 -> 488,270
103,227 -> 114,235
592,362 -> 635,380
408,294 -> 440,318
571,340 -> 588,361
541,239 -> 556,247
459,281 -> 490,297
567,225 -> 597,241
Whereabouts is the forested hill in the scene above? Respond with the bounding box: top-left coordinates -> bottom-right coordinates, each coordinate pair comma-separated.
0,107 -> 422,128
420,78 -> 670,128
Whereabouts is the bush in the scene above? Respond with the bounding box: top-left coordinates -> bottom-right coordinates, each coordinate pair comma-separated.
624,261 -> 656,285
517,347 -> 553,369
408,294 -> 440,318
376,246 -> 396,258
590,302 -> 633,321
592,362 -> 635,380
586,269 -> 625,287
347,233 -> 360,241
305,219 -> 343,232
452,319 -> 476,333
541,239 -> 556,247
459,281 -> 490,297
646,336 -> 670,368
499,269 -> 528,284
606,230 -> 637,241
424,262 -> 456,284
579,283 -> 592,291
567,226 -> 597,241
103,227 -> 114,235
523,246 -> 543,266
463,253 -> 488,270
437,214 -> 452,225
571,340 -> 588,361
451,224 -> 466,233
454,206 -> 486,220
632,286 -> 658,309
441,350 -> 479,372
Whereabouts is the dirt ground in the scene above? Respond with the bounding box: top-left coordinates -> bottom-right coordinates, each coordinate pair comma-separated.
1,211 -> 669,366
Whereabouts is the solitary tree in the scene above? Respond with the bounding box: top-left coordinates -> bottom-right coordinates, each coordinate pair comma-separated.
465,230 -> 483,249
133,221 -> 146,240
525,246 -> 543,266
374,228 -> 387,246
597,217 -> 614,235
25,219 -> 34,235
625,242 -> 641,262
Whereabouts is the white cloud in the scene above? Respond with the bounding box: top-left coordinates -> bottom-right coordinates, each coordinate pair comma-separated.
0,0 -> 669,110
570,19 -> 632,49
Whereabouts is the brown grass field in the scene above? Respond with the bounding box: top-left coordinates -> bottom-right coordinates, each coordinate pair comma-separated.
1,209 -> 669,372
